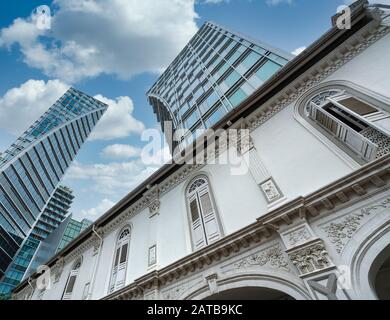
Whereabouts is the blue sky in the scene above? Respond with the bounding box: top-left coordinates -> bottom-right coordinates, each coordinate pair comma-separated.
0,0 -> 359,221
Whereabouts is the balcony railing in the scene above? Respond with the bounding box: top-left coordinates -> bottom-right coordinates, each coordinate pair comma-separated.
308,102 -> 378,162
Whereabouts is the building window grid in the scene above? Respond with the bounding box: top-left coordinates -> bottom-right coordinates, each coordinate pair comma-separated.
50,134 -> 70,169
10,160 -> 47,209
38,142 -> 61,185
30,145 -> 57,191
19,156 -> 50,199
147,22 -> 289,143
1,170 -> 38,221
0,184 -> 32,231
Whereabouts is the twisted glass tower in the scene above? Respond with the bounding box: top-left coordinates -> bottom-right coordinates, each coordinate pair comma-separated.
0,87 -> 108,280
147,21 -> 293,152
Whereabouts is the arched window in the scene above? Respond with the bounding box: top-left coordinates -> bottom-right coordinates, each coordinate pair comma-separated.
187,176 -> 222,250
109,226 -> 131,293
304,88 -> 390,163
62,258 -> 82,300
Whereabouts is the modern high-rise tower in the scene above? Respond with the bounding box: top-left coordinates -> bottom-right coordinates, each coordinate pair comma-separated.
147,21 -> 293,152
23,214 -> 92,282
0,88 -> 108,281
0,185 -> 74,295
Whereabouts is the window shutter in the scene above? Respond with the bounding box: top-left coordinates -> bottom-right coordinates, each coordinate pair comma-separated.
114,248 -> 120,267
120,243 -> 128,264
109,228 -> 130,293
65,275 -> 76,294
190,199 -> 200,222
200,192 -> 213,216
198,190 -> 221,244
62,267 -> 80,300
187,178 -> 222,250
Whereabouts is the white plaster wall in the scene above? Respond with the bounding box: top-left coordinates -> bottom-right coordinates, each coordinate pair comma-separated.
251,103 -> 354,202
156,180 -> 192,268
326,32 -> 390,100
201,160 -> 267,231
91,228 -> 116,299
125,208 -> 150,283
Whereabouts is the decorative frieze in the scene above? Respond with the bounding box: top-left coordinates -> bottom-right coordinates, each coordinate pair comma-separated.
234,245 -> 290,272
162,284 -> 188,300
322,197 -> 390,254
287,239 -> 333,276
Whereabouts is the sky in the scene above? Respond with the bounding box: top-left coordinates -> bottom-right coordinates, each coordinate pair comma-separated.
0,0 -> 383,222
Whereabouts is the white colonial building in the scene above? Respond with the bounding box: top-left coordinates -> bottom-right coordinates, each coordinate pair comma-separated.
14,0 -> 390,300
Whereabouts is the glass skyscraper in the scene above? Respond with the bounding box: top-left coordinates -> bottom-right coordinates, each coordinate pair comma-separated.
0,87 -> 108,283
56,216 -> 92,253
23,214 -> 92,281
0,185 -> 74,295
147,21 -> 293,152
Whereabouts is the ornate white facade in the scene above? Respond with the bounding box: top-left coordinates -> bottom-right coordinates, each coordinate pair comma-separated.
13,2 -> 390,300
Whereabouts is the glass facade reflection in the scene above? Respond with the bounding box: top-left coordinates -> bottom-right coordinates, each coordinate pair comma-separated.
23,215 -> 92,281
0,88 -> 108,283
147,22 -> 293,152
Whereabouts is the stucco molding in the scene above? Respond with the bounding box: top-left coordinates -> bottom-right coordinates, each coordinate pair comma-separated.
287,239 -> 334,276
322,197 -> 390,254
234,244 -> 290,272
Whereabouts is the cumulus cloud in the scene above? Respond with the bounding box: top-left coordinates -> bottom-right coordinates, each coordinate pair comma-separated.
80,198 -> 116,218
90,95 -> 145,141
291,46 -> 306,56
0,0 -> 198,83
0,79 -> 69,136
65,160 -> 159,196
101,144 -> 141,160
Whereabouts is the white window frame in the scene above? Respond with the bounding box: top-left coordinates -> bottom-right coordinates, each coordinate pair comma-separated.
306,90 -> 390,163
186,176 -> 222,250
108,226 -> 131,294
62,259 -> 82,300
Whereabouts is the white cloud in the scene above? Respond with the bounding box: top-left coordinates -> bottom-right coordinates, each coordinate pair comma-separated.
80,198 -> 116,218
66,160 -> 159,196
90,95 -> 145,141
101,144 -> 141,160
291,46 -> 306,56
0,79 -> 69,136
0,0 -> 198,83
